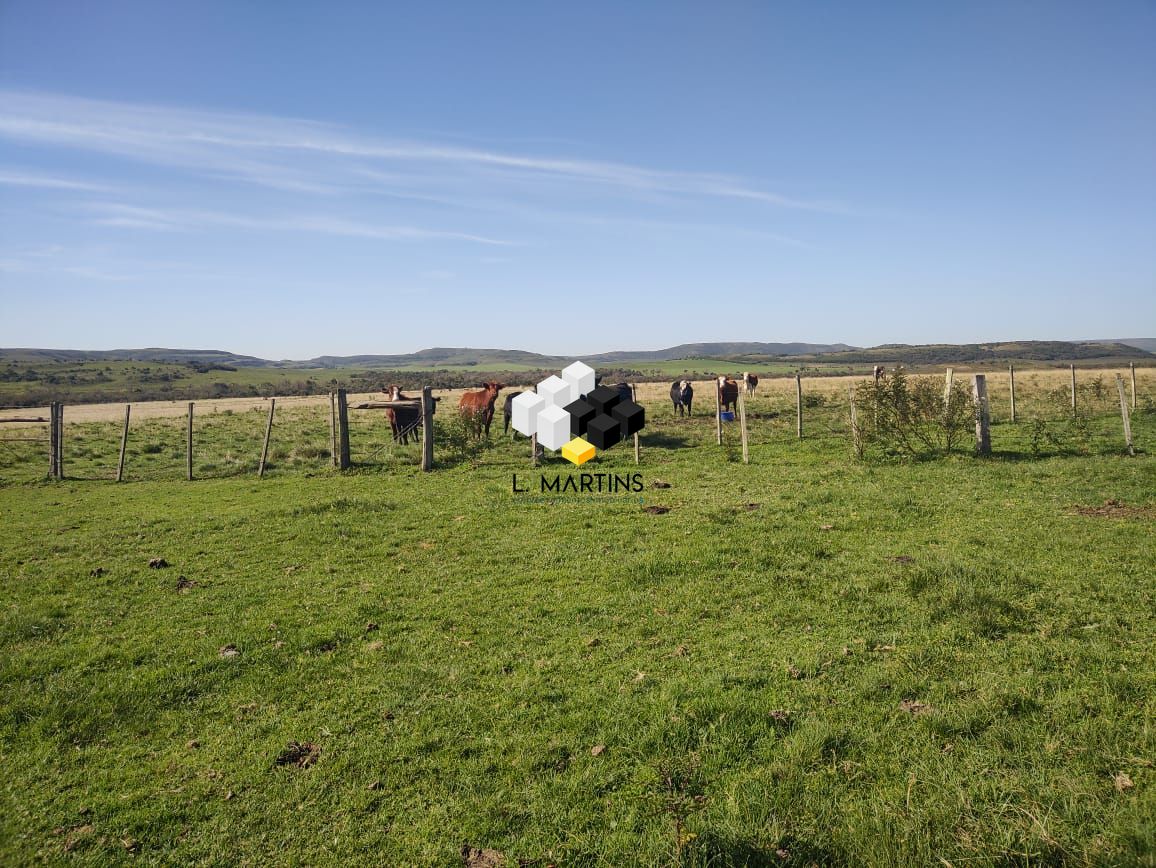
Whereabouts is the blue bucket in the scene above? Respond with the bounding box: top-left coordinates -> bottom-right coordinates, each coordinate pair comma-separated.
720,411 -> 735,422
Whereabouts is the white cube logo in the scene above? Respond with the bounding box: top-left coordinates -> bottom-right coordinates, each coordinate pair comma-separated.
537,375 -> 575,408
561,361 -> 596,399
536,404 -> 571,451
510,391 -> 546,437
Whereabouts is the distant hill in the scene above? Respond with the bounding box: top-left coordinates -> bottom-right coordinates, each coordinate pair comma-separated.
0,347 -> 273,367
303,347 -> 570,369
1,340 -> 1150,370
1094,338 -> 1156,353
778,341 -> 1153,366
304,342 -> 857,367
589,342 -> 856,362
0,342 -> 855,369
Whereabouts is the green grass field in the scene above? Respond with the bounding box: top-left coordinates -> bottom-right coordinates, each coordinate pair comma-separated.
1,387 -> 1153,865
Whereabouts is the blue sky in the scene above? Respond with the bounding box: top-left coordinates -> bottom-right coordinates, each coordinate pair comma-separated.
1,1 -> 1153,359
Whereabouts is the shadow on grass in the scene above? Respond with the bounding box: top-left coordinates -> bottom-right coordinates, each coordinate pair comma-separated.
641,432 -> 692,449
986,447 -> 1145,462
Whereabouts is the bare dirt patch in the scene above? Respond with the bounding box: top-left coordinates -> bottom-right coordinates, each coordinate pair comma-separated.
275,741 -> 320,769
899,699 -> 932,715
1073,499 -> 1155,519
462,844 -> 506,867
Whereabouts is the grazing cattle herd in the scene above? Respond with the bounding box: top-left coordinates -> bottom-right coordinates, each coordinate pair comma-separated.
381,369 -> 881,442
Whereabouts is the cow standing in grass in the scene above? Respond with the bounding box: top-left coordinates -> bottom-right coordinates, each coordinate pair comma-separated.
503,389 -> 533,436
670,380 -> 693,416
742,372 -> 759,397
595,376 -> 634,405
717,376 -> 739,413
459,382 -> 505,438
384,385 -> 421,445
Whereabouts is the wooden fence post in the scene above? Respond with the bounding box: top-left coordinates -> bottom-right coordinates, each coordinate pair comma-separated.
258,398 -> 276,477
849,385 -> 862,459
336,388 -> 351,470
972,374 -> 991,456
1070,364 -> 1077,417
47,402 -> 56,479
530,432 -> 540,467
631,384 -> 639,465
420,386 -> 434,472
1116,375 -> 1134,457
795,373 -> 803,439
57,402 -> 64,479
186,402 -> 194,481
48,402 -> 59,479
738,389 -> 749,463
1009,364 -> 1017,423
1131,362 -> 1137,411
943,367 -> 954,405
715,382 -> 722,446
116,404 -> 130,482
329,392 -> 338,467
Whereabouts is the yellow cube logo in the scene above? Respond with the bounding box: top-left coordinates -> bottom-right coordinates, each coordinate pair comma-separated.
561,437 -> 595,466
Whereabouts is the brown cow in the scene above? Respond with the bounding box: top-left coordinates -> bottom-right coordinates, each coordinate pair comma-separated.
384,385 -> 422,445
458,382 -> 505,438
872,365 -> 885,382
742,371 -> 759,397
717,376 -> 739,413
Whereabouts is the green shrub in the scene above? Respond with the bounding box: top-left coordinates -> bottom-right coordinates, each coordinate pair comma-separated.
851,368 -> 973,460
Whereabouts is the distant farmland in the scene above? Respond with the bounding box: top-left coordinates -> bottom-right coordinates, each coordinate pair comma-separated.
1,340 -> 1152,408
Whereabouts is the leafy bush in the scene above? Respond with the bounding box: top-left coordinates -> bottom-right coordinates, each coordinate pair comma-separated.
851,368 -> 974,460
434,415 -> 494,465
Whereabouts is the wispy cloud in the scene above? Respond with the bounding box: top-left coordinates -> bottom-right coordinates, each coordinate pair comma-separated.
0,89 -> 849,214
0,245 -> 239,282
0,168 -> 109,192
82,202 -> 513,245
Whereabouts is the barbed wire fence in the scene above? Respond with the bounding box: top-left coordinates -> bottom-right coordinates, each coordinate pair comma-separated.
0,368 -> 1149,485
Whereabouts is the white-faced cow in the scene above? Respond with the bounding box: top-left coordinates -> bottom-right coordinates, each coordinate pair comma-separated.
717,376 -> 739,413
742,372 -> 759,397
872,365 -> 885,382
670,380 -> 693,416
384,385 -> 422,444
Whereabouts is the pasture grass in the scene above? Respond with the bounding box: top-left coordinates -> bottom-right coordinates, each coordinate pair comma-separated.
0,382 -> 1154,865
